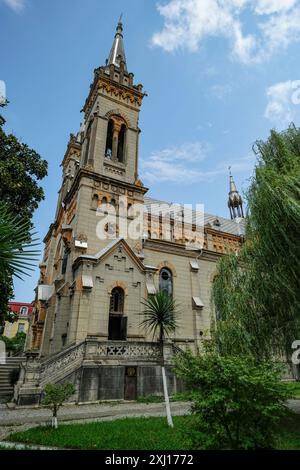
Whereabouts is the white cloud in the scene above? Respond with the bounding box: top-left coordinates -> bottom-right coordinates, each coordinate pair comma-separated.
151,0 -> 300,64
141,141 -> 254,184
254,0 -> 296,14
2,0 -> 25,13
265,80 -> 300,127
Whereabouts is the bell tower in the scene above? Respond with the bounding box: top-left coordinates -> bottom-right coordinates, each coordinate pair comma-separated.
79,18 -> 145,185
29,19 -> 148,356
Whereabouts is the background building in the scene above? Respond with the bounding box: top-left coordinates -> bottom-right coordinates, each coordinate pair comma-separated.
3,302 -> 33,339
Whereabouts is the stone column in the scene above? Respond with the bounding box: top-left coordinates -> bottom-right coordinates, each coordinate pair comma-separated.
112,122 -> 121,162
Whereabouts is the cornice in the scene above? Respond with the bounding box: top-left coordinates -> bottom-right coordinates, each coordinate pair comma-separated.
63,168 -> 149,206
144,239 -> 223,261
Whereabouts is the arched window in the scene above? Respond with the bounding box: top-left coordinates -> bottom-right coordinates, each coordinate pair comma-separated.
20,306 -> 28,316
117,124 -> 126,163
108,287 -> 127,341
110,287 -> 124,314
159,268 -> 173,296
105,119 -> 114,158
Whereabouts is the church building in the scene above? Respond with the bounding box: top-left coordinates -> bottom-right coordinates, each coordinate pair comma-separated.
15,20 -> 245,405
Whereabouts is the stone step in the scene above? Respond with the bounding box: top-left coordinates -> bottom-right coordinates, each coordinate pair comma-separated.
0,357 -> 25,396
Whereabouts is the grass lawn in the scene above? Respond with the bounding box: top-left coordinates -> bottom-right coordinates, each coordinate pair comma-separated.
7,416 -> 192,450
5,411 -> 300,450
276,412 -> 300,450
283,381 -> 300,399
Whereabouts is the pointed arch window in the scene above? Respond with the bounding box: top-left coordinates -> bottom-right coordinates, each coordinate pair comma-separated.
110,287 -> 124,315
108,287 -> 127,340
159,268 -> 173,296
105,119 -> 114,158
105,116 -> 127,162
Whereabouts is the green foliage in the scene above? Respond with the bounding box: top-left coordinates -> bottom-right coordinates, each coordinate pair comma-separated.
0,202 -> 40,279
5,311 -> 18,323
0,112 -> 47,325
174,349 -> 288,450
276,411 -> 300,450
0,332 -> 26,354
213,125 -> 300,360
0,114 -> 48,222
42,383 -> 76,418
282,381 -> 300,399
140,291 -> 179,344
0,202 -> 40,329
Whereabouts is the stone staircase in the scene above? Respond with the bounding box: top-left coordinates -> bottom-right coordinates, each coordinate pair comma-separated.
0,356 -> 25,398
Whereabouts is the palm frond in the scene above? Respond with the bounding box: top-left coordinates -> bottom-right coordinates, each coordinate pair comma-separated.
0,202 -> 40,279
140,290 -> 179,341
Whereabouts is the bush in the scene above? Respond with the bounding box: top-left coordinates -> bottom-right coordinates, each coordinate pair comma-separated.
0,332 -> 26,355
174,349 -> 288,449
42,383 -> 76,428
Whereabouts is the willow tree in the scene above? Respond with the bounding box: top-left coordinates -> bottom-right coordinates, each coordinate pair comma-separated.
213,125 -> 300,363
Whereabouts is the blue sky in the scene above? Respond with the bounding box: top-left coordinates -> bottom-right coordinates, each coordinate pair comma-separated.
1,0 -> 300,302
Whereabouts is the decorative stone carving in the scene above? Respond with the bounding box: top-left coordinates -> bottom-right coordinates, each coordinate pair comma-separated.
95,342 -> 160,359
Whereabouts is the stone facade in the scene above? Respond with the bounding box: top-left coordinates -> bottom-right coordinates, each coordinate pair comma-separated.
15,21 -> 245,405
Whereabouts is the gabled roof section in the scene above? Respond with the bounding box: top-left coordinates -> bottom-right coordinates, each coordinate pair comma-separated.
74,238 -> 145,272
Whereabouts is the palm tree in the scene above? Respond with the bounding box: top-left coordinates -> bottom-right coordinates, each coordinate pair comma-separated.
140,290 -> 179,427
0,202 -> 39,277
0,202 -> 39,330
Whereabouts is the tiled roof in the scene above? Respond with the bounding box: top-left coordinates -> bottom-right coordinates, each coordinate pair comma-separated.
144,197 -> 246,237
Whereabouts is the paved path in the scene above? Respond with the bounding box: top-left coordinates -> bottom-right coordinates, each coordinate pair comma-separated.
1,399 -> 299,442
0,401 -> 191,440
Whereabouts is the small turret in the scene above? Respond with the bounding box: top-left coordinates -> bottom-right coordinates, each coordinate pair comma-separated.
227,168 -> 244,220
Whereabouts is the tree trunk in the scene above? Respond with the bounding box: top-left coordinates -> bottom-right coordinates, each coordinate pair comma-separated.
159,330 -> 173,428
52,405 -> 58,429
162,365 -> 173,428
51,416 -> 58,429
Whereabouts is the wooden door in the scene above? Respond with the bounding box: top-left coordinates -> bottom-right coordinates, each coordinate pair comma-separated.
124,366 -> 137,400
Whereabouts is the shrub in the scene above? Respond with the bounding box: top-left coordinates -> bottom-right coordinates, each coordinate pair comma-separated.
42,383 -> 75,428
174,349 -> 288,449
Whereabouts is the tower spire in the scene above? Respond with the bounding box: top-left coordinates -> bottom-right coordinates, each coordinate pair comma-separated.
227,168 -> 244,220
107,17 -> 127,71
